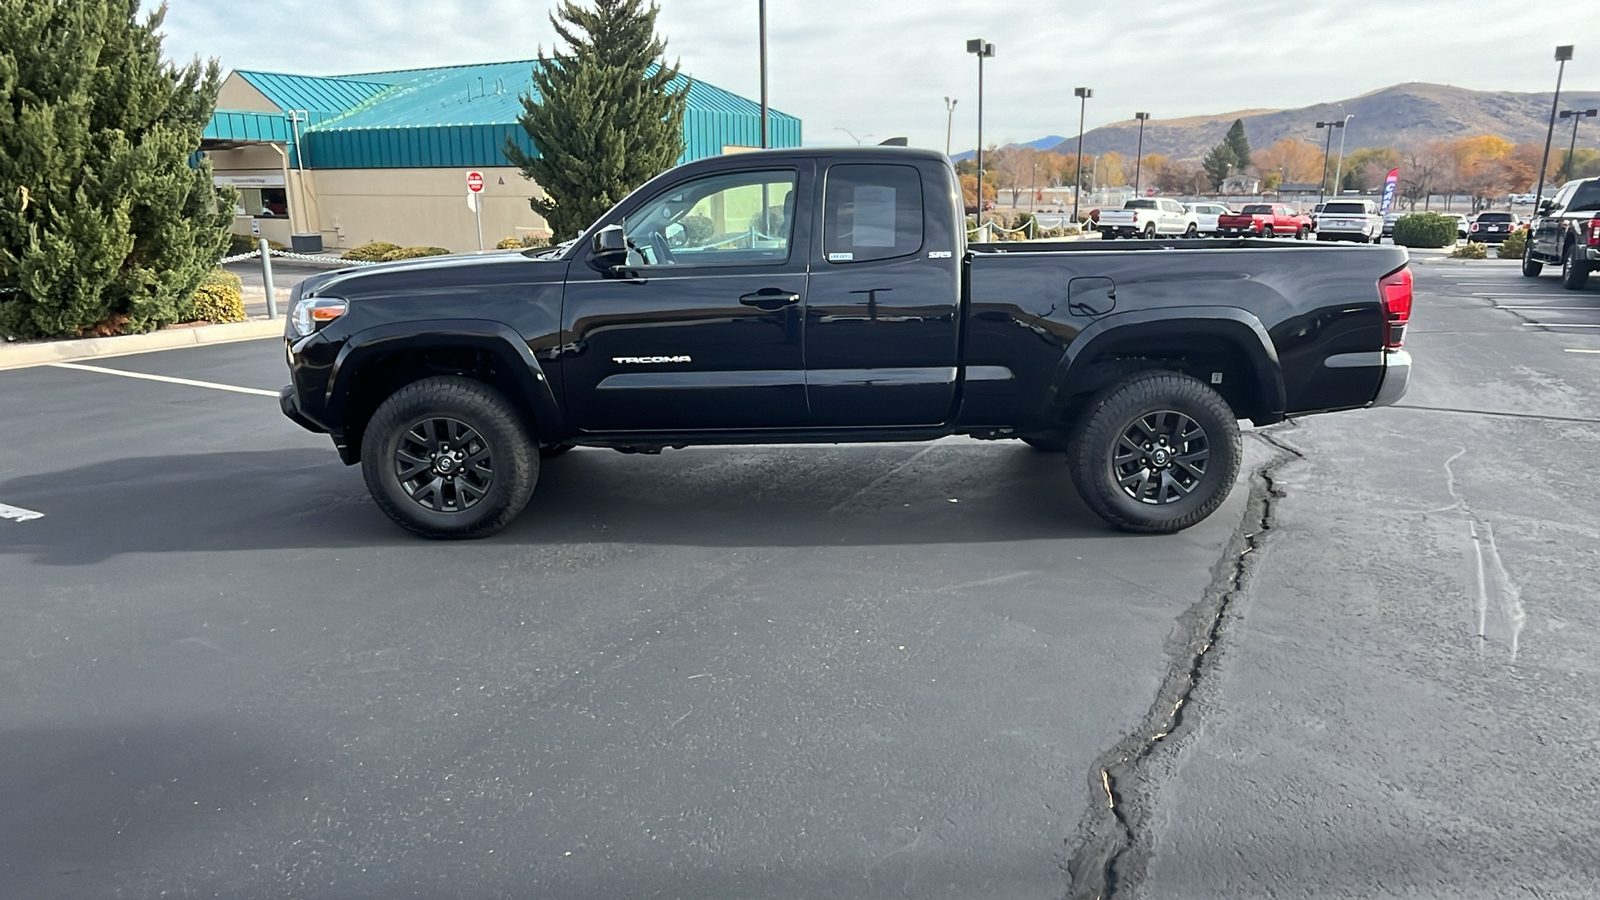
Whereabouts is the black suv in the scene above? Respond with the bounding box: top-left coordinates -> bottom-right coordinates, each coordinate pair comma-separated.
1467,211 -> 1519,243
1522,176 -> 1600,289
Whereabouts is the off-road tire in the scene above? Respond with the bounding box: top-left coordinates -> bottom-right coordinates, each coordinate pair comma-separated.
1561,242 -> 1589,290
1521,238 -> 1542,277
1068,371 -> 1242,534
361,376 -> 538,539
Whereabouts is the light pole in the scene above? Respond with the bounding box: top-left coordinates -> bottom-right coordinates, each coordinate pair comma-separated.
1559,108 -> 1598,181
944,96 -> 958,157
1133,112 -> 1150,194
834,127 -> 870,145
1534,45 -> 1575,209
758,0 -> 768,148
1315,119 -> 1343,205
1331,112 -> 1354,194
967,39 -> 995,208
1073,87 -> 1092,223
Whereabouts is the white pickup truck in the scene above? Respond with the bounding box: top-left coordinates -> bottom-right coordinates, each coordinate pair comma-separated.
1315,199 -> 1383,243
1098,198 -> 1200,239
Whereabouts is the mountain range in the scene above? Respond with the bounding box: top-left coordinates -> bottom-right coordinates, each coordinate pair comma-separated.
959,82 -> 1600,162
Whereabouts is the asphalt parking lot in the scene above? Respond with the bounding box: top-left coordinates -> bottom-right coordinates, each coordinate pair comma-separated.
3,253 -> 1598,898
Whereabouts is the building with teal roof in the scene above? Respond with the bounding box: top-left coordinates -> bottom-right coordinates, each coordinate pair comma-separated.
203,59 -> 801,252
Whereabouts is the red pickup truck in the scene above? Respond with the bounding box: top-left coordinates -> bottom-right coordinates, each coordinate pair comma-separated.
1215,203 -> 1313,239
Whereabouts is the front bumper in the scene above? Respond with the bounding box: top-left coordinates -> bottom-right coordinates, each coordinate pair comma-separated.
280,385 -> 326,434
1372,349 -> 1412,407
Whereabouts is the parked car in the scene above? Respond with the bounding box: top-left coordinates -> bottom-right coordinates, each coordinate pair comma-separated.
1096,198 -> 1200,239
1468,211 -> 1521,243
1522,175 -> 1600,289
1185,202 -> 1234,236
1216,204 -> 1314,239
1315,199 -> 1384,243
1310,202 -> 1325,228
1453,214 -> 1471,240
280,146 -> 1412,539
1382,211 -> 1403,239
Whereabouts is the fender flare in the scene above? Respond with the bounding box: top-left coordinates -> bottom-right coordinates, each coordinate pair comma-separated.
1047,305 -> 1287,422
326,318 -> 565,437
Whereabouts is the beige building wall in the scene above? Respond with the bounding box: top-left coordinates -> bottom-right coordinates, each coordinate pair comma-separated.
216,75 -> 279,113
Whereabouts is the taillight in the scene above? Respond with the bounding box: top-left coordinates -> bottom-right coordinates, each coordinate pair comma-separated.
1588,217 -> 1600,248
1470,223 -> 1479,231
1379,266 -> 1412,350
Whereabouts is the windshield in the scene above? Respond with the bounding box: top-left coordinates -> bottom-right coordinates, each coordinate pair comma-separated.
1323,202 -> 1367,214
1125,199 -> 1157,209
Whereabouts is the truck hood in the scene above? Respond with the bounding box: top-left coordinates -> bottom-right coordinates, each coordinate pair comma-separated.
298,246 -> 572,299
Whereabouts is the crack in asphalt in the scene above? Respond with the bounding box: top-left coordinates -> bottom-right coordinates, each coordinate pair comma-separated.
1065,426 -> 1304,900
1389,404 -> 1600,425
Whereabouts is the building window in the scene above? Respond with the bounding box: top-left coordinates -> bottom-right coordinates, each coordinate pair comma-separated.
232,187 -> 288,218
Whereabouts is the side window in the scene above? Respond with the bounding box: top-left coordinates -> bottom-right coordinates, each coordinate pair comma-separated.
622,170 -> 796,267
822,164 -> 923,264
1550,183 -> 1576,210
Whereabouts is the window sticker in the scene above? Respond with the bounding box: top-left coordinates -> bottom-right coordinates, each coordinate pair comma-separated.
828,252 -> 854,261
852,185 -> 897,247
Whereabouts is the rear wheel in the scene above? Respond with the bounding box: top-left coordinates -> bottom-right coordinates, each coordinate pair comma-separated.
1260,226 -> 1274,239
1296,225 -> 1310,240
1068,371 -> 1242,534
1521,237 -> 1543,277
361,376 -> 538,539
1184,223 -> 1199,238
1561,242 -> 1590,290
1143,223 -> 1157,239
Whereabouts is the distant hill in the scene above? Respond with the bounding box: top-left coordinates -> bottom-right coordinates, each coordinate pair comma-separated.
953,134 -> 1067,161
962,83 -> 1600,161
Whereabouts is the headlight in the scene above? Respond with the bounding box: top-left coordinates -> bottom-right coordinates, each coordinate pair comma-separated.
290,297 -> 348,339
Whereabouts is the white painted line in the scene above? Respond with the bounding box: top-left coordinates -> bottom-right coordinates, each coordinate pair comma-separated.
1471,293 -> 1578,298
48,362 -> 280,397
0,502 -> 44,522
1564,348 -> 1600,354
1522,323 -> 1600,328
1495,305 -> 1600,310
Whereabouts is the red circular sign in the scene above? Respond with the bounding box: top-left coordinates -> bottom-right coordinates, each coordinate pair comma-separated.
467,172 -> 485,193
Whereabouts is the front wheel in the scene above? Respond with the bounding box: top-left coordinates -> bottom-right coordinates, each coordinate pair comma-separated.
1521,238 -> 1543,277
1184,224 -> 1199,238
1068,371 -> 1242,534
1562,242 -> 1590,290
1296,226 -> 1310,240
361,376 -> 538,539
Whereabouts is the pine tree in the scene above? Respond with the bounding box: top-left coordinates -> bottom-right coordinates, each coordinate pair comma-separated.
506,0 -> 688,241
0,1 -> 232,339
1224,119 -> 1251,172
1202,143 -> 1238,190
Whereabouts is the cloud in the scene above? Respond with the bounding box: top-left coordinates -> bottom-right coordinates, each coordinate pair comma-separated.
154,0 -> 1598,152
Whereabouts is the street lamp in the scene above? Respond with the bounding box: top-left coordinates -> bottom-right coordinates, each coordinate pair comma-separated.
758,0 -> 769,148
1315,119 -> 1344,205
1331,112 -> 1354,194
834,127 -> 871,145
1072,87 -> 1092,222
1559,108 -> 1598,181
944,96 -> 958,157
967,39 -> 996,208
1133,112 -> 1150,193
1534,45 -> 1575,209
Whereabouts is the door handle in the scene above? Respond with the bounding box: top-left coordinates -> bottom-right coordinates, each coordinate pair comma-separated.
739,288 -> 801,309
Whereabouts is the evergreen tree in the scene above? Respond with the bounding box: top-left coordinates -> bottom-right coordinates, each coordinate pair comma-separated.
506,0 -> 688,241
1224,118 -> 1252,171
0,0 -> 232,339
1202,143 -> 1238,190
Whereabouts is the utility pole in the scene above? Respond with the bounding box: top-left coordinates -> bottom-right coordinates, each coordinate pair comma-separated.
1315,119 -> 1343,205
1331,113 -> 1354,195
967,39 -> 995,209
758,0 -> 769,148
1559,108 -> 1598,181
1073,87 -> 1092,222
1133,112 -> 1150,193
1534,45 -> 1575,209
944,96 -> 958,157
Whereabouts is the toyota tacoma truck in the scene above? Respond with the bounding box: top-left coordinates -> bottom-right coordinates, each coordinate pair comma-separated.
1096,198 -> 1199,239
280,147 -> 1413,539
1216,203 -> 1314,239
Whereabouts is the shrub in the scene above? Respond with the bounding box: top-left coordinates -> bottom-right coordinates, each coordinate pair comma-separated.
190,269 -> 245,323
342,241 -> 402,262
1450,242 -> 1487,259
377,246 -> 452,262
1392,212 -> 1458,249
227,234 -> 285,255
1497,229 -> 1528,259
1012,212 -> 1037,237
519,233 -> 552,249
495,236 -> 524,250
497,233 -> 554,250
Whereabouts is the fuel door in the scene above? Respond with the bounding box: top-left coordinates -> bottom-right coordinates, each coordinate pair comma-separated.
1068,276 -> 1116,317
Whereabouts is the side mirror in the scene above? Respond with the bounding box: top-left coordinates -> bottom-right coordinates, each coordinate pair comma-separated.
1539,200 -> 1556,214
591,225 -> 628,270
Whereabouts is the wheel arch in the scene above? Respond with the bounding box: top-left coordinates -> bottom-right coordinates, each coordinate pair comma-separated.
1050,307 -> 1287,426
327,320 -> 564,464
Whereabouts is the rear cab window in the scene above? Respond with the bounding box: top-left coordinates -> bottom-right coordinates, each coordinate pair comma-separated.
1322,202 -> 1368,214
1566,180 -> 1600,212
822,164 -> 923,264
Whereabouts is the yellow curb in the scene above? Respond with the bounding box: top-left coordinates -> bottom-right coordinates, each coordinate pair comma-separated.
0,318 -> 284,371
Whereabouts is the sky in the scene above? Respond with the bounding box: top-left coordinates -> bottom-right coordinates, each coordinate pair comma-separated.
153,0 -> 1600,153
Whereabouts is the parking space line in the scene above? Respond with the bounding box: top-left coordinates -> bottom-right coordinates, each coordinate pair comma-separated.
48,362 -> 279,397
1522,323 -> 1600,328
1565,348 -> 1600,354
1496,306 -> 1600,310
0,502 -> 44,522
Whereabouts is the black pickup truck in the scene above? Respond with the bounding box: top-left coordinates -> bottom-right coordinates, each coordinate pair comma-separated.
280,147 -> 1412,538
1521,174 -> 1600,289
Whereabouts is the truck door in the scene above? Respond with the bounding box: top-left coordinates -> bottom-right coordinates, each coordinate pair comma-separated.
560,166 -> 813,432
803,161 -> 963,426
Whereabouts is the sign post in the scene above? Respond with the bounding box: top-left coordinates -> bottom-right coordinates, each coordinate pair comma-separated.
467,171 -> 485,251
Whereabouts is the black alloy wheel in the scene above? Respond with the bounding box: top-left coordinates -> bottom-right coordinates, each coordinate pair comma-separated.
1521,237 -> 1542,277
362,376 -> 538,539
1561,242 -> 1589,290
1068,371 -> 1241,533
